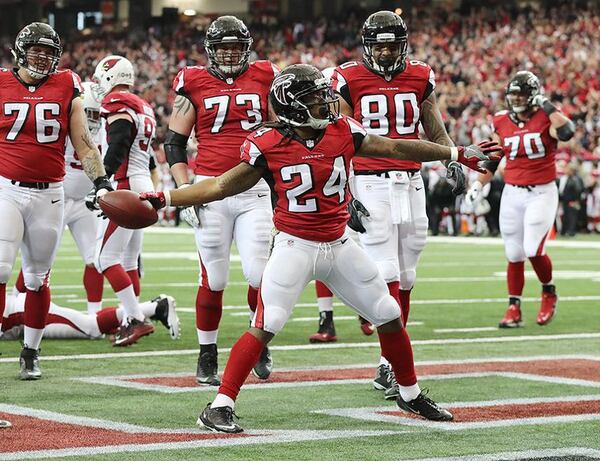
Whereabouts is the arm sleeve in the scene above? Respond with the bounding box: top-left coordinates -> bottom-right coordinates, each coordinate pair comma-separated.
104,119 -> 135,177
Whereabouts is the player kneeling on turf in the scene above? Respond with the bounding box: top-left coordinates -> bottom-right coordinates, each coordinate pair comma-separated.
141,65 -> 502,432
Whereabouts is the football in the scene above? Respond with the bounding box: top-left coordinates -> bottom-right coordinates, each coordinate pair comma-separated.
98,190 -> 158,229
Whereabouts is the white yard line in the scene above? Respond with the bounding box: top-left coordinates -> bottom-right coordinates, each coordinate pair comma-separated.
434,327 -> 498,333
405,447 -> 600,461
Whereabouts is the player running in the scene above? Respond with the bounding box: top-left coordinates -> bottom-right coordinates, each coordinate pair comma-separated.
140,64 -> 502,431
0,23 -> 112,379
465,71 -> 574,327
165,16 -> 278,385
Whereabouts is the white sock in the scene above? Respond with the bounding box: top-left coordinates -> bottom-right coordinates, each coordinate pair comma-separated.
139,301 -> 158,319
115,307 -> 125,323
115,286 -> 144,321
317,297 -> 333,313
87,302 -> 102,315
23,326 -> 44,350
197,329 -> 218,345
379,356 -> 390,367
399,383 -> 421,402
211,394 -> 235,409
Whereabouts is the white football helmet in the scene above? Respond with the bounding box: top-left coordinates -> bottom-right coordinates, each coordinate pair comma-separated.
92,55 -> 134,99
81,81 -> 102,135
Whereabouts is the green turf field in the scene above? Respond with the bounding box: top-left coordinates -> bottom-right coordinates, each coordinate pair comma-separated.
1,228 -> 599,461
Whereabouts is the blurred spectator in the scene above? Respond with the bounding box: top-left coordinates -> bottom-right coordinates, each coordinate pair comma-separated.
559,163 -> 585,236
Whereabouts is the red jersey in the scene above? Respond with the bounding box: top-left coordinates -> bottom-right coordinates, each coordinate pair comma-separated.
492,109 -> 558,186
100,91 -> 156,181
332,60 -> 435,172
240,116 -> 367,242
0,68 -> 82,182
172,61 -> 279,176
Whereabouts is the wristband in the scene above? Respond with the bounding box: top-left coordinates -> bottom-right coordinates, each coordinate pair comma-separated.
450,147 -> 459,161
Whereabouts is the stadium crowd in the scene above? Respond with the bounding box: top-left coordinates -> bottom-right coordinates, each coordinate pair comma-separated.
1,2 -> 598,234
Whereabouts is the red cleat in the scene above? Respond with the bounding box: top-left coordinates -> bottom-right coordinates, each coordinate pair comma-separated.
309,331 -> 337,343
112,319 -> 154,347
359,316 -> 375,335
537,288 -> 558,326
498,304 -> 522,328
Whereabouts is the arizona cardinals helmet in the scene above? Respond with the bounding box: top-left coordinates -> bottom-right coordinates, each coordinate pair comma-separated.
92,55 -> 135,98
80,82 -> 102,135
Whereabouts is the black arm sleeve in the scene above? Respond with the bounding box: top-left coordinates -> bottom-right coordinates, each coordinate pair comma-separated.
149,152 -> 157,171
556,120 -> 575,142
164,129 -> 190,167
104,119 -> 135,177
481,160 -> 500,174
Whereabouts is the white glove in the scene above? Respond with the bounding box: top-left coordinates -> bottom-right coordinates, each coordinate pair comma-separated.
532,93 -> 548,107
464,180 -> 482,207
177,184 -> 200,228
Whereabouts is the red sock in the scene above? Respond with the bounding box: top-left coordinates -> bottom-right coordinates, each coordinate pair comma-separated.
399,289 -> 411,324
15,270 -> 25,293
378,328 -> 417,386
529,255 -> 553,284
507,261 -> 525,297
218,332 -> 264,400
247,286 -> 258,313
386,281 -> 402,323
84,265 -> 104,302
316,280 -> 333,298
0,283 -> 5,321
24,286 -> 51,329
126,270 -> 141,297
103,265 -> 131,292
96,307 -> 120,334
196,285 -> 224,331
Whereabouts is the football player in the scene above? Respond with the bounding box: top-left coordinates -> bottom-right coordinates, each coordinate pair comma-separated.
89,55 -> 157,346
329,11 -> 467,395
1,292 -> 178,341
165,16 -> 279,385
141,64 -> 501,431
465,71 -> 574,327
0,23 -> 112,379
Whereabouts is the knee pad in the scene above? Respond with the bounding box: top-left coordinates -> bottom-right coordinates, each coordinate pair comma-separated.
399,269 -> 416,291
405,218 -> 428,254
261,304 -> 291,334
370,293 -> 402,327
23,272 -> 46,291
0,262 -> 12,284
376,260 -> 400,283
200,259 -> 229,291
505,244 -> 526,263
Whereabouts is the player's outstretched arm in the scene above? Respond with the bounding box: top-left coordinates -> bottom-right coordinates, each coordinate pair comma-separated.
141,163 -> 264,209
356,134 -> 502,172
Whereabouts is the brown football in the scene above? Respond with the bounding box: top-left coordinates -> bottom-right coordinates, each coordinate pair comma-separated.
98,190 -> 158,229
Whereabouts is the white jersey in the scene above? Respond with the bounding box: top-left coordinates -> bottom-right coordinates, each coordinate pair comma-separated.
100,91 -> 156,181
64,121 -> 107,200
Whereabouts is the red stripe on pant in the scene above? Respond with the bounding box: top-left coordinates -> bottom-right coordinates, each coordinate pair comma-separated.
254,287 -> 265,329
315,280 -> 333,298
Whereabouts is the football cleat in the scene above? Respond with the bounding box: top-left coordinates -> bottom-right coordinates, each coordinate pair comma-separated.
384,381 -> 400,400
196,344 -> 220,386
373,364 -> 394,391
309,311 -> 337,343
112,318 -> 154,347
0,419 -> 12,429
498,304 -> 522,328
359,316 -> 375,336
397,389 -> 453,421
252,346 -> 273,380
537,285 -> 557,326
19,347 -> 41,380
197,403 -> 243,433
151,294 -> 180,339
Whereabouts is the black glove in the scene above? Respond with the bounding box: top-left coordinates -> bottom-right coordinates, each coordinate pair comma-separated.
85,175 -> 114,212
446,161 -> 466,196
347,198 -> 370,233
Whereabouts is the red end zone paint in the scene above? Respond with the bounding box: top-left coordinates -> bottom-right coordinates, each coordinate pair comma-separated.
126,359 -> 600,389
0,412 -> 248,453
379,400 -> 600,423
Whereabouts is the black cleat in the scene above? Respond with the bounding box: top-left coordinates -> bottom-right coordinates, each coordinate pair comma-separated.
150,294 -> 179,339
397,389 -> 453,421
19,347 -> 41,380
196,344 -> 220,386
384,379 -> 400,400
373,364 -> 394,391
197,403 -> 242,433
252,346 -> 273,380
